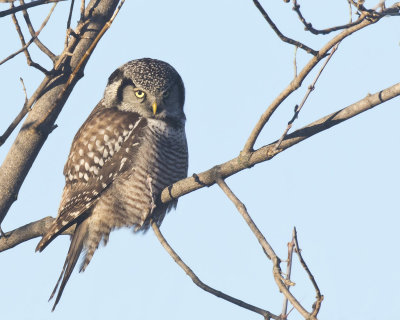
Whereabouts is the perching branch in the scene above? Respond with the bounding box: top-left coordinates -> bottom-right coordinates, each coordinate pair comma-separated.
160,81 -> 400,205
2,81 -> 400,251
151,221 -> 279,320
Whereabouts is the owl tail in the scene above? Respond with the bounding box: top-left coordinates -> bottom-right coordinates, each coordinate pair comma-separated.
49,220 -> 89,311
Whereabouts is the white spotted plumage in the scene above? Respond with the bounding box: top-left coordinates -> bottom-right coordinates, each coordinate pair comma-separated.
36,58 -> 188,311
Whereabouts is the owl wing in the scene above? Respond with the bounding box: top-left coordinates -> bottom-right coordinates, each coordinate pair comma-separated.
36,106 -> 147,251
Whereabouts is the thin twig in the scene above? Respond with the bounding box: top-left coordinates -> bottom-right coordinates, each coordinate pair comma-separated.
4,2 -> 55,73
253,0 -> 319,56
281,229 -> 296,319
216,178 -> 313,319
19,0 -> 57,62
0,79 -> 32,146
348,0 -> 353,23
274,42 -> 340,150
293,46 -> 298,79
151,221 -> 279,320
242,13 -> 378,153
80,0 -> 85,21
293,227 -> 323,317
292,0 -> 366,35
65,0 -> 75,47
0,0 -> 63,17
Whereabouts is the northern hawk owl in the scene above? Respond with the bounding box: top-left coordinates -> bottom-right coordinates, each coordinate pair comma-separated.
36,58 -> 188,310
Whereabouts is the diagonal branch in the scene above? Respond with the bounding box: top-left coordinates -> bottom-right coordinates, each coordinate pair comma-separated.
216,178 -> 312,319
0,0 -> 63,17
0,78 -> 31,146
160,81 -> 400,204
19,0 -> 57,62
151,221 -> 280,320
274,42 -> 340,150
3,1 -> 56,73
243,13 -> 374,153
253,0 -> 319,56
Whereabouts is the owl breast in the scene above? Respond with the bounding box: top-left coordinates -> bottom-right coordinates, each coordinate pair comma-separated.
87,117 -> 188,246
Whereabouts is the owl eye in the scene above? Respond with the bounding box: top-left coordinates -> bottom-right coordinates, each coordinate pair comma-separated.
163,91 -> 170,99
135,90 -> 146,99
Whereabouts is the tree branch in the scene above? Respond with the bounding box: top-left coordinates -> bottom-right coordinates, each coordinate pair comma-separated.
160,81 -> 400,204
151,221 -> 280,320
19,0 -> 57,62
216,178 -> 312,319
292,0 -> 366,35
253,0 -> 319,56
243,3 -> 399,153
0,0 -> 63,18
0,216 -> 73,252
293,227 -> 323,317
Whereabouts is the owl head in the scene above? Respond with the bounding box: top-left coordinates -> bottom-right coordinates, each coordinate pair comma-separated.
103,58 -> 185,123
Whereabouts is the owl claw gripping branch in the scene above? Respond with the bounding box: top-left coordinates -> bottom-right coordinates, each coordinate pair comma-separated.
36,58 -> 188,311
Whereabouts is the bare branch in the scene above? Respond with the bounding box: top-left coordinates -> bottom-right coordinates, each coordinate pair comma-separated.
274,42 -> 340,150
281,230 -> 295,319
161,81 -> 400,205
151,221 -> 279,320
292,0 -> 366,35
293,227 -> 323,317
216,178 -> 312,319
0,0 -> 62,17
253,0 -> 319,56
19,0 -> 57,62
243,14 -> 377,153
0,216 -> 73,252
2,1 -> 56,73
0,78 -> 31,146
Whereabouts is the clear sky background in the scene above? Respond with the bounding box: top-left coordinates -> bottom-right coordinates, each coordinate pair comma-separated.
1,1 -> 399,319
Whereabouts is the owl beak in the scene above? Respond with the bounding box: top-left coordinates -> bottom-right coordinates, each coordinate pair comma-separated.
152,102 -> 157,115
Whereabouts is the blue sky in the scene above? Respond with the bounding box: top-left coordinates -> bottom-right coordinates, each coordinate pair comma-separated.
1,1 -> 399,319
